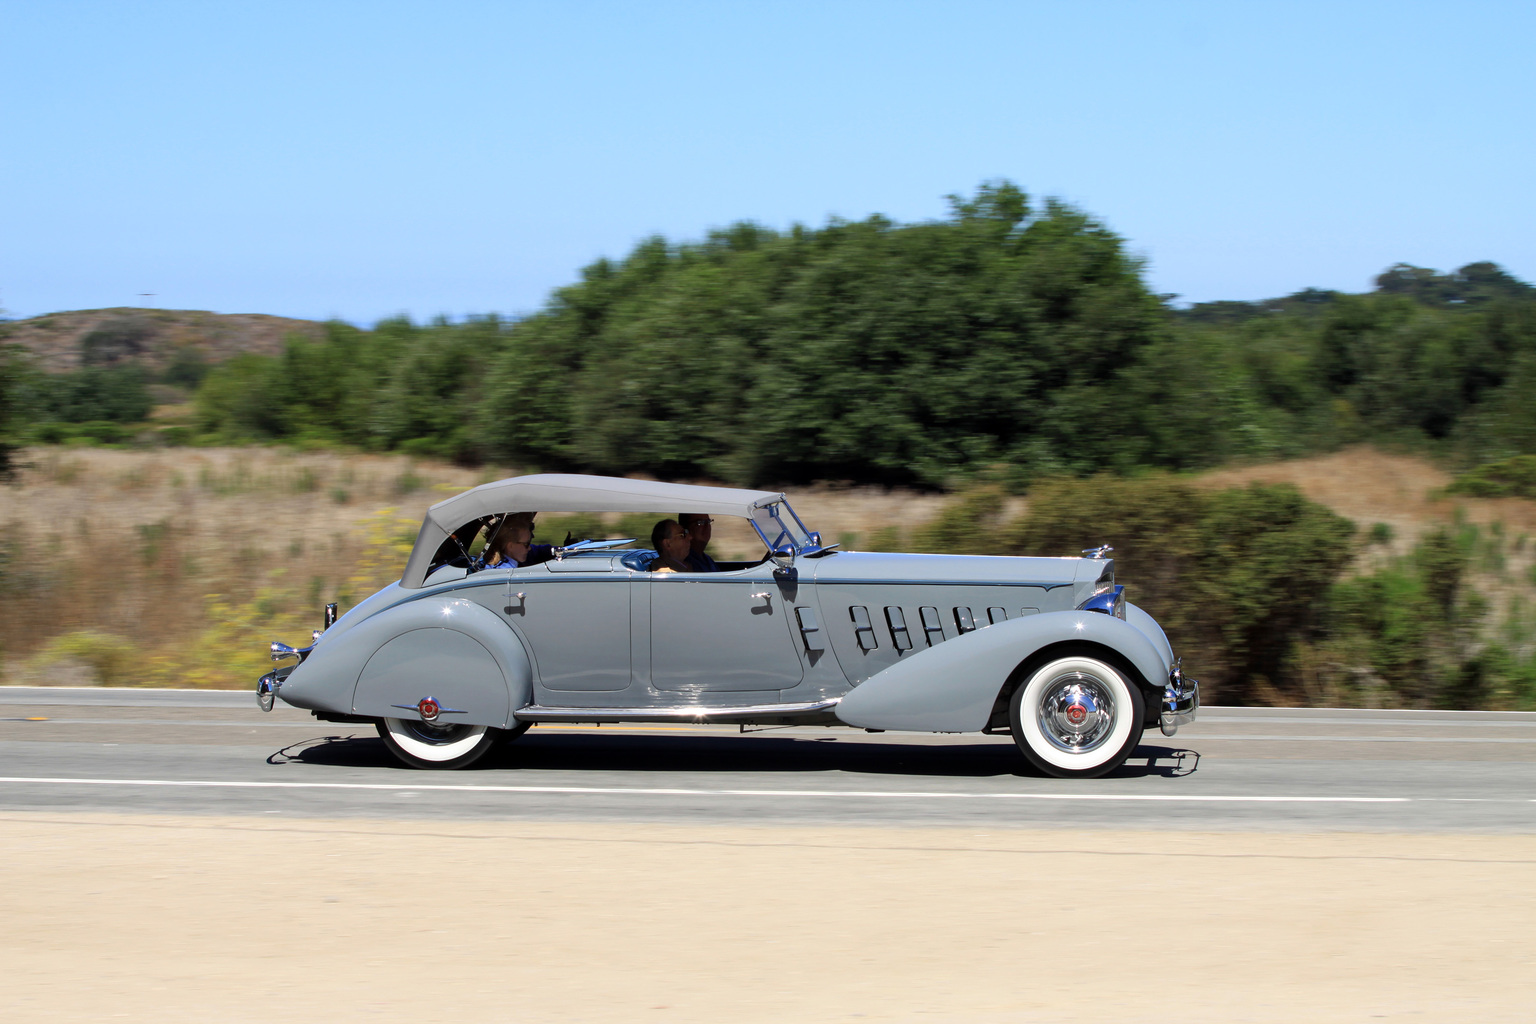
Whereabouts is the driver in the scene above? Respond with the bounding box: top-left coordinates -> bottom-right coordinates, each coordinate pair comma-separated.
647,519 -> 692,573
475,512 -> 553,570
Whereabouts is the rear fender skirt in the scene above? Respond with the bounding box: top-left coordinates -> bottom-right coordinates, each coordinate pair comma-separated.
277,597 -> 532,729
834,609 -> 1171,733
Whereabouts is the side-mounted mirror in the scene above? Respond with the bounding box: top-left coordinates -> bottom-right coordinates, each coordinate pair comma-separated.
770,545 -> 797,583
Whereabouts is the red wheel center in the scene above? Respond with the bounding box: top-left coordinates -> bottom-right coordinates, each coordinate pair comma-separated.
1065,703 -> 1088,725
417,698 -> 441,722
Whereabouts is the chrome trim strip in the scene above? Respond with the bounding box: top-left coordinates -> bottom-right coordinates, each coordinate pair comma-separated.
408,573 -> 1077,600
514,698 -> 842,724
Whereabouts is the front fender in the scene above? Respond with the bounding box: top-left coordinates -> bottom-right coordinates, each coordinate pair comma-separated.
276,596 -> 533,728
1125,601 -> 1172,665
834,609 -> 1172,733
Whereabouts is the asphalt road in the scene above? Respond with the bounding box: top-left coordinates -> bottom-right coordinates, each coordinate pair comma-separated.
2,686 -> 1534,831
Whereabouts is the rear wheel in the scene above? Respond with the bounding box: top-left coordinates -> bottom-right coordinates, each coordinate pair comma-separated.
376,718 -> 498,770
1009,655 -> 1145,779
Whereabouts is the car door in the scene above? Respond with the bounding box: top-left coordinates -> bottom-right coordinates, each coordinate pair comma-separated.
496,558 -> 635,693
646,562 -> 806,695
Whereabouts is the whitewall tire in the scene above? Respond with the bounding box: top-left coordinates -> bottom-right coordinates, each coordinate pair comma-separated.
1010,654 -> 1145,779
376,718 -> 497,770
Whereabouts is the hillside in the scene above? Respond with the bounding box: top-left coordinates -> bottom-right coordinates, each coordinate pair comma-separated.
0,307 -> 325,374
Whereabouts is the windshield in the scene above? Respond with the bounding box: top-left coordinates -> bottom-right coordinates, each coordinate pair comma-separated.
749,500 -> 817,555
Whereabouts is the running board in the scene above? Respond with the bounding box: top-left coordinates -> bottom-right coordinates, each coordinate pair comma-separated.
514,698 -> 842,726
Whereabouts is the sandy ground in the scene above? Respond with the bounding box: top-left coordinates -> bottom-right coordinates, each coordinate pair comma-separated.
0,446 -> 948,558
3,813 -> 1532,1023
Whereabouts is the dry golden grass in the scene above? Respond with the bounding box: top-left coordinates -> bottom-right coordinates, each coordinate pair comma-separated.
0,447 -> 950,688
0,448 -> 484,686
4,442 -> 1534,691
1193,445 -> 1536,551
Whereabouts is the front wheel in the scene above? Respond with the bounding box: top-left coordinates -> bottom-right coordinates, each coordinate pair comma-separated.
376,718 -> 498,770
1009,655 -> 1145,779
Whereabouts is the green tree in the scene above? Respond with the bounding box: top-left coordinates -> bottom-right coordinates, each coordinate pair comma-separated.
478,181 -> 1166,487
0,344 -> 27,480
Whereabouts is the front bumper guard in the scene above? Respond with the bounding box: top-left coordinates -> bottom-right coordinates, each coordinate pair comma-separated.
256,671 -> 280,712
1160,662 -> 1199,737
256,664 -> 294,713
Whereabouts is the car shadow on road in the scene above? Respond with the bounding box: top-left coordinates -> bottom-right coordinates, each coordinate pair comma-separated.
270,730 -> 1202,780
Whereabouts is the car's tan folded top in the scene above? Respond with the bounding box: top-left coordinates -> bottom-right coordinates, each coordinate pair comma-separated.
400,474 -> 786,588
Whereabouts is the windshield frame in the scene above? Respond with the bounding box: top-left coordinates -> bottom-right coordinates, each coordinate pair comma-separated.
748,499 -> 826,556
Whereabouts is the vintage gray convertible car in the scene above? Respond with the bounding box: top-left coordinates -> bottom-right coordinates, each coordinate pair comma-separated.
257,474 -> 1198,777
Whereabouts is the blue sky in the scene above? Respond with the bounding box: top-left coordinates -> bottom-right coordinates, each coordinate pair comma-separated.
2,1 -> 1531,323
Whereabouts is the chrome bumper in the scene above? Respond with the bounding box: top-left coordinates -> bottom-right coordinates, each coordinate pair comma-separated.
256,671 -> 283,712
1160,663 -> 1199,737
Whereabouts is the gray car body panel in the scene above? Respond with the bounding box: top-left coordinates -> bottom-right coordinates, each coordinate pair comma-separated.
268,475 -> 1182,737
832,605 -> 1171,733
276,591 -> 532,728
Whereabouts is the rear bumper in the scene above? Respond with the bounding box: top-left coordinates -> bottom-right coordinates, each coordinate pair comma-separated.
1160,666 -> 1199,737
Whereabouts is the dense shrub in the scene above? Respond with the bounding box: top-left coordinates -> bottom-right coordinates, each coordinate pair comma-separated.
0,345 -> 24,479
1000,477 -> 1357,704
1444,455 -> 1536,498
194,318 -> 503,461
28,364 -> 153,424
910,476 -> 1533,709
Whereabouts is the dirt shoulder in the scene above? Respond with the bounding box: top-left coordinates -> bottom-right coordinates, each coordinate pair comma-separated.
3,813 -> 1531,1023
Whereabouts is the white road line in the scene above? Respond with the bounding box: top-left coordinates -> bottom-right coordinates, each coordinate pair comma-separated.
1195,716 -> 1536,728
1175,734 -> 1536,743
0,775 -> 1418,802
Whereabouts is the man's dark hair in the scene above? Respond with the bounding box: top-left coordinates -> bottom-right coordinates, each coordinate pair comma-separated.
651,518 -> 681,551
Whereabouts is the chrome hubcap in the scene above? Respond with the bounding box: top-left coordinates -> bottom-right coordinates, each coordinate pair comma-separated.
401,720 -> 474,745
1037,673 -> 1116,753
